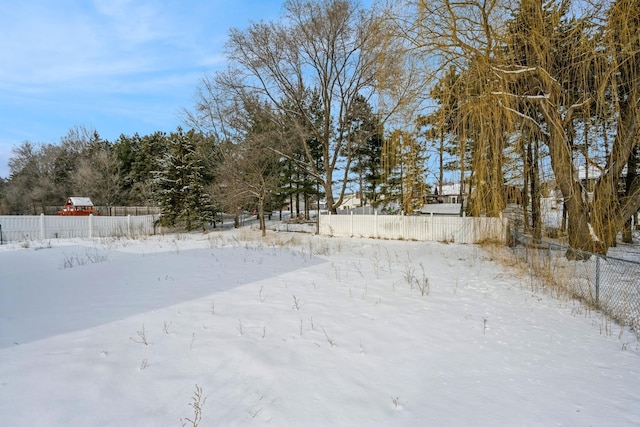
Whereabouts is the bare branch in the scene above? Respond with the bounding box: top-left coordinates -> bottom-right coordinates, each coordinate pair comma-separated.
491,91 -> 550,100
496,100 -> 550,137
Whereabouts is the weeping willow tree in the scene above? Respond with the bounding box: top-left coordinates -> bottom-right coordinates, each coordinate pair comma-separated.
405,0 -> 639,254
457,80 -> 511,218
591,0 -> 640,249
495,0 -> 640,254
404,0 -> 514,219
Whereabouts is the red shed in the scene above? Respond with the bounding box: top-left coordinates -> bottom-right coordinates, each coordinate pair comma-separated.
57,197 -> 99,216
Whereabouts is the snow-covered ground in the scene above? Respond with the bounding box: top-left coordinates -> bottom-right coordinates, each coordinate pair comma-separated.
1,228 -> 639,426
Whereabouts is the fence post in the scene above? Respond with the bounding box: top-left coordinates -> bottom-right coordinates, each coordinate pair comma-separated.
128,214 -> 131,236
430,212 -> 434,242
325,212 -> 330,235
350,212 -> 354,237
0,223 -> 3,245
89,214 -> 93,239
40,213 -> 45,240
374,210 -> 378,238
595,255 -> 601,305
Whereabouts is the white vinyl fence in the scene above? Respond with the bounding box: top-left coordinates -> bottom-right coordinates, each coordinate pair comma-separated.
0,214 -> 157,243
319,213 -> 508,244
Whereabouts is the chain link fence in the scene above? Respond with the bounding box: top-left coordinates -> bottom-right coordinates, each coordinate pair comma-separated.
509,232 -> 640,330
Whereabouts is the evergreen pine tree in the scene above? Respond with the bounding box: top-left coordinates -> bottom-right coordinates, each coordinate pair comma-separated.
154,128 -> 214,230
348,94 -> 384,208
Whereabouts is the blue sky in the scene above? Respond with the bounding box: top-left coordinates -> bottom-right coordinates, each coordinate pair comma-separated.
0,0 -> 286,178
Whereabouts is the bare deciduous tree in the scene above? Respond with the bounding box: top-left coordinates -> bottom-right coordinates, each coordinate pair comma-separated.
221,0 -> 424,213
216,96 -> 284,236
71,141 -> 122,206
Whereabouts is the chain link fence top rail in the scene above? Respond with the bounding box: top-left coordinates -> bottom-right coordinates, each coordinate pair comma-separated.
509,232 -> 640,330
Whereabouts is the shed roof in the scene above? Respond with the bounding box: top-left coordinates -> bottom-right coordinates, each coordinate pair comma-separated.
67,197 -> 94,206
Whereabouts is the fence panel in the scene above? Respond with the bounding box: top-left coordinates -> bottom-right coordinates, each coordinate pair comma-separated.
0,216 -> 43,241
510,238 -> 640,330
54,216 -> 90,239
376,216 -> 403,240
0,214 -> 157,243
597,257 -> 640,327
319,213 -> 507,244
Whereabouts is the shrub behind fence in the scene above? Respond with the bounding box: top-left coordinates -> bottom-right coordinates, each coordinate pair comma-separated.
0,214 -> 157,242
38,206 -> 161,216
510,236 -> 640,330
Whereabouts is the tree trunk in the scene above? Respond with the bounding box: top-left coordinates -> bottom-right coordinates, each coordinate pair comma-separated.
459,138 -> 466,217
622,144 -> 638,243
304,193 -> 309,220
591,97 -> 640,248
623,217 -> 633,243
523,139 -> 530,233
439,130 -> 444,201
539,101 -> 601,253
324,163 -> 336,213
295,173 -> 300,217
530,138 -> 542,240
488,126 -> 506,217
258,196 -> 266,237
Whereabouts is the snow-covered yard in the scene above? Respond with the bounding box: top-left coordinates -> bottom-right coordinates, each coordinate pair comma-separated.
1,229 -> 639,426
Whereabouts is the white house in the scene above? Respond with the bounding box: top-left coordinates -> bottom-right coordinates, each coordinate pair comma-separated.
338,193 -> 363,210
433,183 -> 463,204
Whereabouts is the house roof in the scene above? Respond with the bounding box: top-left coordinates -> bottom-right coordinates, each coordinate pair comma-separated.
67,197 -> 94,206
434,183 -> 461,196
420,203 -> 462,215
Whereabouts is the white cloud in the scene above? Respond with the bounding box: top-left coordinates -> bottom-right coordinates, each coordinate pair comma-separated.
0,0 -> 285,164
92,0 -> 174,45
0,1 -> 222,95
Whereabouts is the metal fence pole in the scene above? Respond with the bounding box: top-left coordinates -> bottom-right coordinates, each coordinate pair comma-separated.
0,223 -> 3,245
508,229 -> 639,330
595,255 -> 601,305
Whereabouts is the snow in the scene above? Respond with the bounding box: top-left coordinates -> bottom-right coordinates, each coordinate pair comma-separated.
1,229 -> 639,426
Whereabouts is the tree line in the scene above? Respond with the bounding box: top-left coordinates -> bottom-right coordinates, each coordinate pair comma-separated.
0,121 -> 385,231
0,0 -> 638,252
